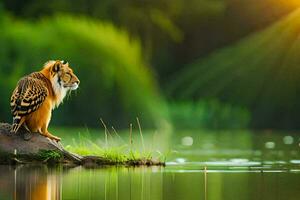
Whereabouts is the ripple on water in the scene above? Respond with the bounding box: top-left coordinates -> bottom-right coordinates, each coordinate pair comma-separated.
167,159 -> 261,167
290,160 -> 300,164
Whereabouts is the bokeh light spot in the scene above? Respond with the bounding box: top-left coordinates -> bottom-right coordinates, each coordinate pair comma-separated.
181,136 -> 193,146
283,135 -> 294,145
265,141 -> 275,149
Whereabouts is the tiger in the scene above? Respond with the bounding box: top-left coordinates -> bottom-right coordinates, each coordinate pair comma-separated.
10,60 -> 80,141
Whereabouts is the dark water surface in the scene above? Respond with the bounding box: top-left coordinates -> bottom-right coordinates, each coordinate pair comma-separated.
0,130 -> 300,200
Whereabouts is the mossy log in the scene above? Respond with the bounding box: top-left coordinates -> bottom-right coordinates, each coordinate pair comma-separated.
0,123 -> 164,167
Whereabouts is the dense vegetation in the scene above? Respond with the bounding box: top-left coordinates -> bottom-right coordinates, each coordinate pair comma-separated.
3,0 -> 299,82
0,14 -> 168,128
1,1 -> 300,129
169,100 -> 250,129
168,9 -> 300,129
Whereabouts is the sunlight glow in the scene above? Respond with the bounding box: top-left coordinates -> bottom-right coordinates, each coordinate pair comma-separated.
279,0 -> 300,8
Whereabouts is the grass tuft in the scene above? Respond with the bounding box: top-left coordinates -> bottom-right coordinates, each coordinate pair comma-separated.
37,150 -> 63,162
64,121 -> 166,164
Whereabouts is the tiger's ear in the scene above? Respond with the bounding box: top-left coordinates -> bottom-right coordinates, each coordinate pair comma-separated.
52,61 -> 62,72
61,60 -> 69,67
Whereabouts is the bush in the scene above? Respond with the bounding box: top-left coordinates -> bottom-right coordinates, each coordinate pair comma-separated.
169,99 -> 250,129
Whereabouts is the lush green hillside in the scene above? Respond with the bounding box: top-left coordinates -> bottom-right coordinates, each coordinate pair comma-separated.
0,15 -> 168,128
167,8 -> 300,129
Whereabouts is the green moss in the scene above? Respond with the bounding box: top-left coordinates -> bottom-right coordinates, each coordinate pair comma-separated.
0,151 -> 11,164
0,150 -> 63,164
36,150 -> 63,162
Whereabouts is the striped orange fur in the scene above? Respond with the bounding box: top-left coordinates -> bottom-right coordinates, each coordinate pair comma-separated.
10,60 -> 80,141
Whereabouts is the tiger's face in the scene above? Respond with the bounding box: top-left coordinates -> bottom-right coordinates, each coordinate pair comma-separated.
50,60 -> 80,91
42,60 -> 80,106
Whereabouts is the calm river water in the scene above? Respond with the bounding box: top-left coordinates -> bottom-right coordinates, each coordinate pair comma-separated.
0,129 -> 299,200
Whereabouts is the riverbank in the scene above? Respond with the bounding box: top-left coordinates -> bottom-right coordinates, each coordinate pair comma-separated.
0,123 -> 164,167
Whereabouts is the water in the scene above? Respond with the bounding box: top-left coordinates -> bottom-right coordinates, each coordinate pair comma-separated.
0,129 -> 300,200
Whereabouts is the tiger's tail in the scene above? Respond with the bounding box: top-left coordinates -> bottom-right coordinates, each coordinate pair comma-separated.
10,116 -> 25,133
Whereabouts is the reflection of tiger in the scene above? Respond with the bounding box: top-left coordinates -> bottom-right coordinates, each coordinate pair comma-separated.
10,60 -> 80,141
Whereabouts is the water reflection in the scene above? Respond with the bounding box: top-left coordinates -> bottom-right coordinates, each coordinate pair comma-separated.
0,165 -> 300,200
0,130 -> 300,200
62,166 -> 164,200
0,165 -> 61,200
0,165 -> 166,200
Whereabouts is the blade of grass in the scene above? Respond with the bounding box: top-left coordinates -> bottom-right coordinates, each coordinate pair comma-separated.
129,123 -> 133,146
136,117 -> 145,152
100,118 -> 108,148
112,126 -> 124,142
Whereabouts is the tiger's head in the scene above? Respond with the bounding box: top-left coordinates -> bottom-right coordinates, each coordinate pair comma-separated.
50,60 -> 80,90
42,60 -> 80,106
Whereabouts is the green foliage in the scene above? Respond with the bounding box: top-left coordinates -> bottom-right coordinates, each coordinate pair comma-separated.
37,150 -> 63,161
168,8 -> 300,128
2,0 -> 228,79
64,129 -> 164,163
2,1 -> 300,129
0,15 -> 168,128
169,99 -> 250,129
2,0 -> 298,86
